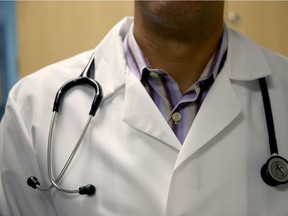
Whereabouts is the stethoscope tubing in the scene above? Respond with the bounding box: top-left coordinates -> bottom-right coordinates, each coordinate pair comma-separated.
47,112 -> 93,193
259,77 -> 278,155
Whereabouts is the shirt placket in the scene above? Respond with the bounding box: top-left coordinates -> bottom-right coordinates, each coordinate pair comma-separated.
144,68 -> 199,144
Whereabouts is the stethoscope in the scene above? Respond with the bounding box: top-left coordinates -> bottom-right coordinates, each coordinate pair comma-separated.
27,53 -> 102,196
26,54 -> 288,197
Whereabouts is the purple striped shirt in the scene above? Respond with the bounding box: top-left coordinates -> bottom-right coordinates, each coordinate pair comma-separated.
123,24 -> 228,144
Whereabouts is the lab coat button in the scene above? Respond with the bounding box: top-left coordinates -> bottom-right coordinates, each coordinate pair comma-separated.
172,112 -> 182,122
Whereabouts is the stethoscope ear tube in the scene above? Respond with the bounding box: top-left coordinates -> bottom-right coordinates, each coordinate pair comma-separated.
27,113 -> 98,196
53,77 -> 103,116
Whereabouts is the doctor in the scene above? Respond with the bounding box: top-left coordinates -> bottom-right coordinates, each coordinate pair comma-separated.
1,1 -> 288,215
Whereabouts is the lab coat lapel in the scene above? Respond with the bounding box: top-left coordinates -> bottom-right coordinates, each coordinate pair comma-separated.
174,66 -> 242,169
122,72 -> 181,151
174,27 -> 272,169
93,17 -> 180,150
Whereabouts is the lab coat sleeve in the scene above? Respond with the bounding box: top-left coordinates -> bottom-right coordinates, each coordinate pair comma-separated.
0,89 -> 57,216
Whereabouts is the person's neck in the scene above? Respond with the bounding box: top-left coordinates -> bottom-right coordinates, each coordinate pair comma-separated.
134,10 -> 224,94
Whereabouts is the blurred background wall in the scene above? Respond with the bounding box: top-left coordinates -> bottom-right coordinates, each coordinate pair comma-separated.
0,1 -> 18,117
17,1 -> 288,78
225,1 -> 288,57
1,1 -> 288,117
17,1 -> 134,77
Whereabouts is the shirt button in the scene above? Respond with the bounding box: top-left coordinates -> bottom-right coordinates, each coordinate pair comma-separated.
149,72 -> 160,78
172,112 -> 182,122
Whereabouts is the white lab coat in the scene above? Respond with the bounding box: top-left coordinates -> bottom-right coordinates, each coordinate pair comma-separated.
1,17 -> 288,216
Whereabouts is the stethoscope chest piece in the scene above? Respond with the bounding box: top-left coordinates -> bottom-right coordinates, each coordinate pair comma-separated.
261,155 -> 288,186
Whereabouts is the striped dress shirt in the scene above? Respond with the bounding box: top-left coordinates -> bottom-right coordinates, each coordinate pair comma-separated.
123,24 -> 228,144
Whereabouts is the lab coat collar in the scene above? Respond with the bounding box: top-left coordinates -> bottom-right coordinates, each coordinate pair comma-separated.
93,17 -> 134,100
226,28 -> 272,80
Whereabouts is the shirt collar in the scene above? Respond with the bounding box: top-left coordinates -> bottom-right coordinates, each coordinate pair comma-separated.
123,23 -> 149,80
124,23 -> 228,83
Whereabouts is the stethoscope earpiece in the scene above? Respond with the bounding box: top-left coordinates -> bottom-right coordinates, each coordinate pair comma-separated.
27,176 -> 40,189
27,176 -> 96,195
79,184 -> 96,196
261,155 -> 288,186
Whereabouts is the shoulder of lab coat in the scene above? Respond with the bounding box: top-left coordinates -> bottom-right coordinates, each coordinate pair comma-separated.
0,16 -> 133,216
7,16 -> 133,105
